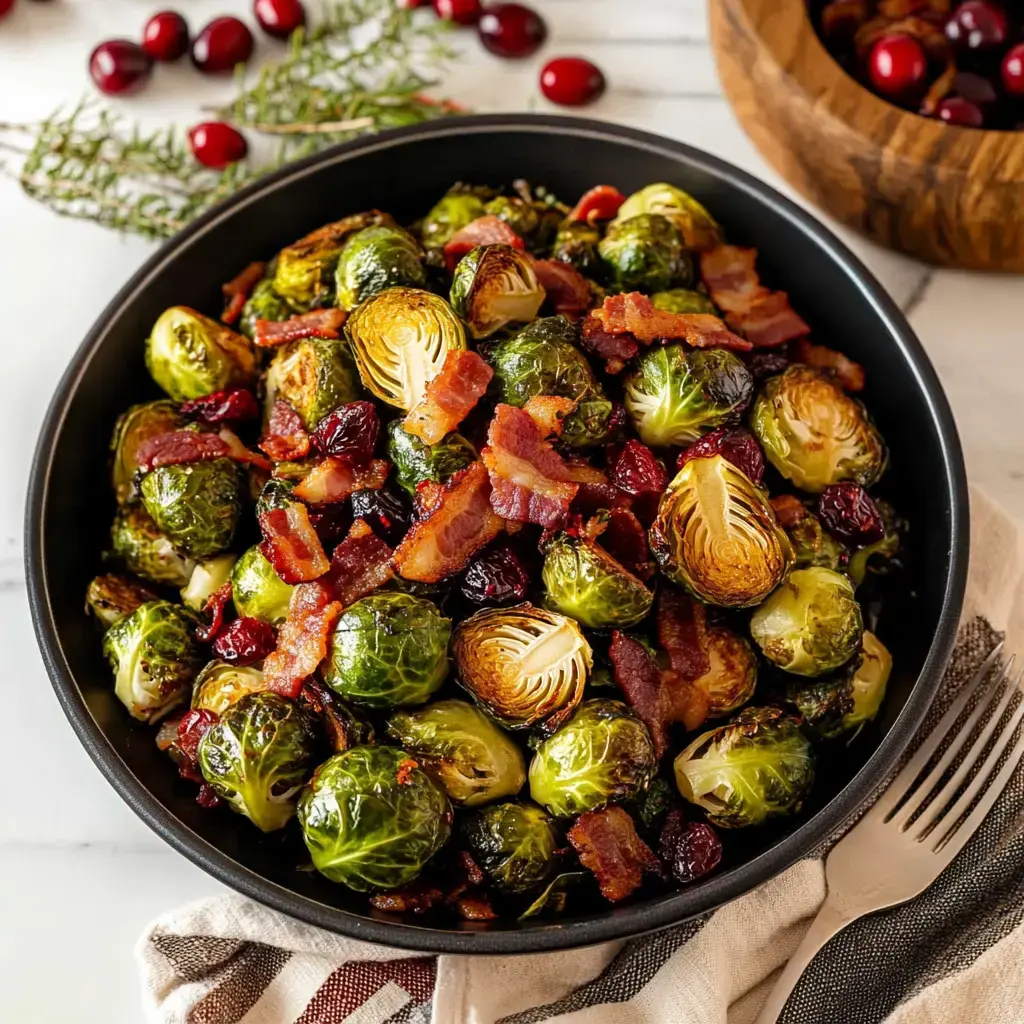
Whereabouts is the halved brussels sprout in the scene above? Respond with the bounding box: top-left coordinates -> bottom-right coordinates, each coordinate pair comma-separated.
180,554 -> 237,611
623,344 -> 753,448
673,706 -> 814,828
334,225 -> 427,311
528,698 -> 656,817
264,337 -> 362,430
198,692 -> 317,832
386,419 -> 476,496
420,190 -> 487,251
450,244 -> 545,339
551,221 -> 601,276
145,306 -> 257,402
788,512 -> 845,571
139,458 -> 244,560
453,603 -> 592,730
110,506 -> 196,587
650,288 -> 716,315
239,278 -> 291,339
230,545 -> 295,625
110,400 -> 183,505
598,214 -> 692,293
86,573 -> 157,629
613,183 -> 721,251
751,366 -> 886,493
463,802 -> 558,894
346,287 -> 467,411
649,455 -> 794,607
695,626 -> 758,718
191,660 -> 266,715
323,592 -> 451,708
847,630 -> 891,727
386,699 -> 526,807
750,566 -> 863,678
541,532 -> 653,629
102,600 -> 202,722
297,745 -> 452,891
484,195 -> 541,238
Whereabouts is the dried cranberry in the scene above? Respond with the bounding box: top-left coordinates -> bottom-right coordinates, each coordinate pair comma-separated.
677,427 -> 764,485
817,483 -> 885,546
608,439 -> 668,497
196,783 -> 223,808
142,11 -> 190,62
461,545 -> 530,605
351,488 -> 412,546
746,350 -> 789,380
213,617 -> 276,665
180,387 -> 259,425
306,504 -> 353,546
176,708 -> 218,781
310,401 -> 380,463
659,811 -> 722,884
194,582 -> 233,643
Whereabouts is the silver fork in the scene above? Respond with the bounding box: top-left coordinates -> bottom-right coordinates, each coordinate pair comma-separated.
755,645 -> 1024,1024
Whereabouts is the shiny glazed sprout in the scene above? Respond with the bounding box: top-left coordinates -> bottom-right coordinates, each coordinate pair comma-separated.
599,213 -> 692,293
613,182 -> 721,251
264,337 -> 362,430
463,802 -> 558,894
450,244 -> 546,338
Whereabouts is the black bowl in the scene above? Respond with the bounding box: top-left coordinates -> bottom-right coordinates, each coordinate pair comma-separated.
25,115 -> 968,954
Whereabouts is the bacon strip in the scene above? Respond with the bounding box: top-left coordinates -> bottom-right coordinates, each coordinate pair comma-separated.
262,581 -> 341,699
216,427 -> 272,473
136,430 -> 230,472
443,215 -> 526,271
568,184 -> 627,224
403,350 -> 493,446
222,261 -> 266,325
567,806 -> 661,903
580,313 -> 640,374
523,395 -> 577,439
259,401 -> 311,462
292,457 -> 390,504
533,259 -> 592,318
593,292 -> 752,350
393,462 -> 505,583
795,338 -> 865,392
658,588 -> 710,680
253,308 -> 347,348
258,504 -> 330,584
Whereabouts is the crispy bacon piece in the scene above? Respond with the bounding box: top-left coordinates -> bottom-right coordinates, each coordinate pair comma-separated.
580,311 -> 640,373
259,401 -> 311,462
404,350 -> 494,446
258,504 -> 330,584
533,259 -> 592,318
261,581 -> 341,699
369,883 -> 444,915
795,338 -> 865,392
771,494 -> 808,528
221,261 -> 266,325
568,184 -> 627,224
393,462 -> 505,583
216,427 -> 272,473
136,430 -> 231,472
253,307 -> 347,348
292,457 -> 390,504
328,518 -> 394,606
523,395 -> 577,439
482,404 -> 578,527
658,588 -> 710,680
194,582 -> 233,643
594,508 -> 654,582
452,895 -> 498,921
567,806 -> 660,903
592,292 -> 752,351
414,479 -> 447,519
396,758 -> 419,786
443,215 -> 525,271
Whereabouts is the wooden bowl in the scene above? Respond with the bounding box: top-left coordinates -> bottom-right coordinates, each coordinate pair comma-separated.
709,0 -> 1024,271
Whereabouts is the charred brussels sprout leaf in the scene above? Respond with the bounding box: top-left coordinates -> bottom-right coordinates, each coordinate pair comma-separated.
751,367 -> 886,493
697,626 -> 758,718
110,505 -> 196,587
103,600 -> 202,722
239,278 -> 291,338
463,802 -> 558,893
264,337 -> 362,430
613,183 -> 721,251
484,195 -> 540,238
347,287 -> 467,412
750,567 -> 863,678
198,692 -> 317,832
450,244 -> 546,339
650,288 -> 716,315
86,574 -> 157,628
139,458 -> 243,559
650,455 -> 793,607
180,554 -> 237,611
386,419 -> 476,496
145,306 -> 256,402
454,603 -> 592,730
231,545 -> 296,625
386,699 -> 526,806
673,706 -> 814,827
551,222 -> 602,276
519,871 -> 586,918
334,225 -> 427,311
191,660 -> 266,715
598,214 -> 692,293
297,745 -> 452,890
529,699 -> 657,817
542,532 -> 653,629
420,190 -> 487,251
788,512 -> 845,571
624,345 -> 753,448
110,400 -> 183,505
324,593 -> 451,708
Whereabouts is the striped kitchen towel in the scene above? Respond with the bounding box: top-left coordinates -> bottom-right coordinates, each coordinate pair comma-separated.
138,490 -> 1024,1024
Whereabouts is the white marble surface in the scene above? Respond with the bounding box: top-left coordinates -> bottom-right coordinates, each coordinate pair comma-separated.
0,1 -> 1021,1020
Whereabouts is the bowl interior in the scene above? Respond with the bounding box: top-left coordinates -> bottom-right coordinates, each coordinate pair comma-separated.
28,117 -> 965,953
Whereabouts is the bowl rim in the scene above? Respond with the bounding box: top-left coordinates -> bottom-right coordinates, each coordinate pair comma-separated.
25,112 -> 969,955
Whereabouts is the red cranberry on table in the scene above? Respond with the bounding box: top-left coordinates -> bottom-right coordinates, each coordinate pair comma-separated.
191,16 -> 255,74
0,0 -> 16,21
89,40 -> 154,96
188,122 -> 249,169
945,1 -> 1007,52
868,34 -> 927,97
478,3 -> 547,59
1002,44 -> 1024,97
254,0 -> 306,40
433,0 -> 482,26
936,96 -> 986,127
540,57 -> 606,106
142,11 -> 190,62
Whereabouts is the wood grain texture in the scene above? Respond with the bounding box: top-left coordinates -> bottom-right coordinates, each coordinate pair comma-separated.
709,0 -> 1024,271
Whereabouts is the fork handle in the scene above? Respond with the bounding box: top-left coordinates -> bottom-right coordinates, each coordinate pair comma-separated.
753,893 -> 860,1024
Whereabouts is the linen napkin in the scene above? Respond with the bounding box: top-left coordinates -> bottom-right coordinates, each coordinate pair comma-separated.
137,486 -> 1024,1024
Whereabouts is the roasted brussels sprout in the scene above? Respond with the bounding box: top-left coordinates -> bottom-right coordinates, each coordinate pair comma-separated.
450,244 -> 545,339
180,554 -> 237,611
198,692 -> 317,832
751,367 -> 886,493
847,501 -> 900,586
463,802 -> 558,893
453,604 -> 592,730
541,532 -> 653,629
297,745 -> 452,890
650,288 -> 716,315
420,190 -> 487,251
550,221 -> 601,276
191,660 -> 266,715
110,506 -> 196,587
145,306 -> 257,402
139,458 -> 244,559
334,225 -> 427,311
613,183 -> 721,251
598,214 -> 692,293
696,626 -> 758,718
264,337 -> 362,430
386,699 -> 526,806
346,287 -> 467,411
230,545 -> 295,625
488,317 -> 615,447
674,707 -> 814,827
528,699 -> 657,817
110,400 -> 183,505
386,419 -> 476,496
750,567 -> 863,677
102,600 -> 202,722
846,630 -> 891,728
788,512 -> 845,571
650,455 -> 793,607
323,593 -> 451,708
85,573 -> 157,629
239,278 -> 291,338
484,194 -> 541,237
623,345 -> 753,448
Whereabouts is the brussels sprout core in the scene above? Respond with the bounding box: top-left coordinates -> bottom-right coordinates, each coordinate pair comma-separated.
180,554 -> 237,611
450,244 -> 546,339
192,660 -> 266,715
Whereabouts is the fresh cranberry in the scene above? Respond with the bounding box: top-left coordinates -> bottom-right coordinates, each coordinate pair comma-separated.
936,96 -> 986,126
461,545 -> 529,605
540,56 -> 606,106
351,488 -> 412,546
747,350 -> 789,380
817,483 -> 885,546
677,427 -> 765,486
868,34 -> 927,97
213,617 -> 276,665
142,11 -> 190,62
1002,43 -> 1024,96
945,1 -> 1007,52
191,16 -> 255,74
433,0 -> 482,25
402,0 -> 431,6
89,40 -> 154,96
0,0 -> 15,20
310,401 -> 380,462
478,3 -> 547,59
180,388 -> 260,425
659,811 -> 722,884
188,122 -> 249,169
952,71 -> 999,107
254,0 -> 306,40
